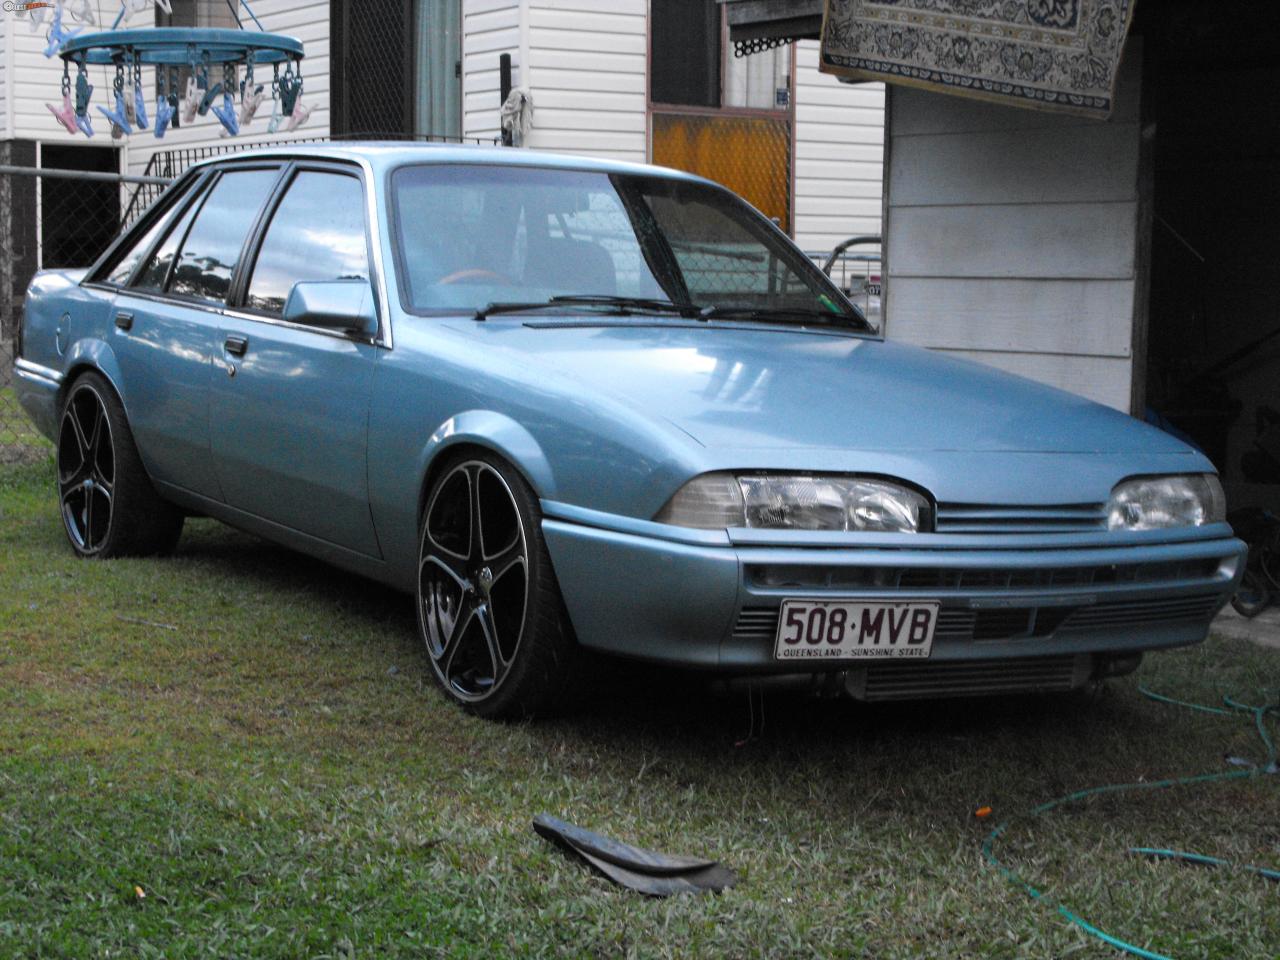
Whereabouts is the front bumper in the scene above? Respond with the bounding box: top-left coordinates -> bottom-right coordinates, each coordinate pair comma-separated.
541,504 -> 1245,691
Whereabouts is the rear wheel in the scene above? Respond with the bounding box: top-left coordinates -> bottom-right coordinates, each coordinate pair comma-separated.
56,372 -> 183,559
1231,566 -> 1271,618
416,452 -> 577,718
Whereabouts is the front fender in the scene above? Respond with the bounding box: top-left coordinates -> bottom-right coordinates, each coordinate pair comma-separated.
418,409 -> 558,503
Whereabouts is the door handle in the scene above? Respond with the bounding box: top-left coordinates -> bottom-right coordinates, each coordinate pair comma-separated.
114,311 -> 133,331
224,334 -> 249,357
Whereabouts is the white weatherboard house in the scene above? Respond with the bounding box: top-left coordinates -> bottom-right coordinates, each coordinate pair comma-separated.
0,0 -> 884,257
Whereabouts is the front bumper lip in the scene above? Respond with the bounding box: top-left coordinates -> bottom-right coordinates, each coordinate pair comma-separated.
540,501 -> 1246,672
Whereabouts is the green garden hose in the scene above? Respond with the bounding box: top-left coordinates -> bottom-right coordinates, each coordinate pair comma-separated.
981,686 -> 1279,959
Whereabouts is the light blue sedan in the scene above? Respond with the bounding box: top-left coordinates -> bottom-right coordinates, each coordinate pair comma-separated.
15,144 -> 1245,717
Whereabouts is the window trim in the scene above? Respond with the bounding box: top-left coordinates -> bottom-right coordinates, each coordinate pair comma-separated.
232,161 -> 375,328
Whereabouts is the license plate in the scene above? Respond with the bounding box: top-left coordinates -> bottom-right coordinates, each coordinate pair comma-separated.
773,599 -> 939,661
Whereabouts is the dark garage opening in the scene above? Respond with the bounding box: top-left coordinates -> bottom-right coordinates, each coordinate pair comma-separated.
1143,1 -> 1280,510
40,144 -> 121,271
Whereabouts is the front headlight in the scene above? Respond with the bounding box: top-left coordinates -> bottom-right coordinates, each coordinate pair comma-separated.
1106,474 -> 1226,531
654,473 -> 930,532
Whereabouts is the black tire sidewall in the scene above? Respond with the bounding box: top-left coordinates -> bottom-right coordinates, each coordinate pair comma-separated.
416,450 -> 574,719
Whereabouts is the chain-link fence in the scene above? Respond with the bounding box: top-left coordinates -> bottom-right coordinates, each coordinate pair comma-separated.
0,158 -> 173,463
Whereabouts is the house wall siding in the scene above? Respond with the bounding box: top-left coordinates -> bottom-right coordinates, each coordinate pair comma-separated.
463,0 -> 522,142
792,39 -> 883,255
522,0 -> 646,162
882,46 -> 1143,412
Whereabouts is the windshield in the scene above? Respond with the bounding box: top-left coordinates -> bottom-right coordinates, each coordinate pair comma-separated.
389,163 -> 863,327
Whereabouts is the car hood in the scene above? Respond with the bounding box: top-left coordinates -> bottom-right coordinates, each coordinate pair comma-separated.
479,320 -> 1186,455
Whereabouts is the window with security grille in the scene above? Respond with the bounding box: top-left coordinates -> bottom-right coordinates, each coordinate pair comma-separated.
332,0 -> 413,137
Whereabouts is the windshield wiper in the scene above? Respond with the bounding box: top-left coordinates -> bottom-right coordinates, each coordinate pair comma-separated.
696,304 -> 871,331
475,295 -> 700,322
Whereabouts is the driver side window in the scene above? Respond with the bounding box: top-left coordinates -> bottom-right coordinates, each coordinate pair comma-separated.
245,171 -> 370,315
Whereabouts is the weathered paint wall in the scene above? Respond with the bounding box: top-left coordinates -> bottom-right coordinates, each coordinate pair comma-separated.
882,48 -> 1143,411
793,39 -> 884,255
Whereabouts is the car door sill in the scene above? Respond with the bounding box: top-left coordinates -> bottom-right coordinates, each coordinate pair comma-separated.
153,479 -> 394,588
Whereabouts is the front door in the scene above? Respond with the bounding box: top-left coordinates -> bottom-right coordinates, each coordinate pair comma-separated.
208,166 -> 381,557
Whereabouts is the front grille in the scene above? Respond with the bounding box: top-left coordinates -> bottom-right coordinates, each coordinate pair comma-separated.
731,593 -> 1221,646
848,655 -> 1088,701
935,503 -> 1106,534
746,558 -> 1221,592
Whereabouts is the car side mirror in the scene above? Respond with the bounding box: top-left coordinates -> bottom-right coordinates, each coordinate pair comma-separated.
282,280 -> 378,338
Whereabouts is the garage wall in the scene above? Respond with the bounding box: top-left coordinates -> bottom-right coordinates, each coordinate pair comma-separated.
882,46 -> 1144,412
463,0 -> 522,142
522,0 -> 647,162
793,39 -> 884,255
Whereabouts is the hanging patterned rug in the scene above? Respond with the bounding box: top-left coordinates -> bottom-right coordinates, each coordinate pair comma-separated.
819,0 -> 1136,119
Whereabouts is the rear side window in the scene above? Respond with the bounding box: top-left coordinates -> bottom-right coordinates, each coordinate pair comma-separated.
245,171 -> 370,314
133,184 -> 206,292
168,168 -> 279,303
102,179 -> 196,286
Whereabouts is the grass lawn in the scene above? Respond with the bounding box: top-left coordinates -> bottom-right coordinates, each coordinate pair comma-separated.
1,458 -> 1277,958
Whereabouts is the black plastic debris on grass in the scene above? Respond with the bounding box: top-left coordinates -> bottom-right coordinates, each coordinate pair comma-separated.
533,814 -> 738,896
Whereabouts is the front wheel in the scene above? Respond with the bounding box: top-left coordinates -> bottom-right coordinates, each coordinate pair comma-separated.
416,452 -> 578,719
56,371 -> 184,559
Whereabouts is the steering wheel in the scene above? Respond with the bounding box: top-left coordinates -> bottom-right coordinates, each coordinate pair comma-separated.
437,268 -> 515,286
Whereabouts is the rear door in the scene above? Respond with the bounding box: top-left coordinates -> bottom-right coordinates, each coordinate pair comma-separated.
112,165 -> 283,501
208,163 -> 381,557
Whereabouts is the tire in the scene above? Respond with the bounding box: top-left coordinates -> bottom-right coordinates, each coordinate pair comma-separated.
416,450 -> 578,719
1230,566 -> 1270,618
56,371 -> 184,559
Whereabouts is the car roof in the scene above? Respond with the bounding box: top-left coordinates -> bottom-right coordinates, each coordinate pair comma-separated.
188,140 -> 709,184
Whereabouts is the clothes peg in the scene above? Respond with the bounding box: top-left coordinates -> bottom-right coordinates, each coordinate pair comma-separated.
132,82 -> 149,130
67,0 -> 95,25
97,90 -> 133,136
279,74 -> 300,117
198,82 -> 222,116
120,0 -> 152,22
75,111 -> 95,137
266,95 -> 283,134
153,93 -> 173,137
43,4 -> 82,58
47,94 -> 79,134
212,92 -> 239,136
285,100 -> 312,132
181,77 -> 199,124
153,0 -> 172,12
238,84 -> 265,128
73,70 -> 93,118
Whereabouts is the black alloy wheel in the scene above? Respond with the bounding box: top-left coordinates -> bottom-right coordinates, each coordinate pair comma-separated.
417,452 -> 577,718
56,372 -> 183,558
